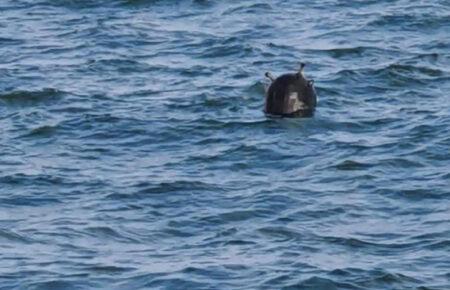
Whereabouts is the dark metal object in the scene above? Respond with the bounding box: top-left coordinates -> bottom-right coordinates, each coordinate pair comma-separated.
264,63 -> 317,117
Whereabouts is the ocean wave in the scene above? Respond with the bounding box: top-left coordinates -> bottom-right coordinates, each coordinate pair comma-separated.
222,3 -> 273,15
367,13 -> 450,30
0,88 -> 64,106
1,0 -> 449,289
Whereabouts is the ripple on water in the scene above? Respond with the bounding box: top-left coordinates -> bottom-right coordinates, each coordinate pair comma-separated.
0,88 -> 64,107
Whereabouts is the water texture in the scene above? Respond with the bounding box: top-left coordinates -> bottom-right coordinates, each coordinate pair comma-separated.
1,0 -> 449,289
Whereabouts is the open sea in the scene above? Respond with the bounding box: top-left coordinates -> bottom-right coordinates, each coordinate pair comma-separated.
1,0 -> 449,289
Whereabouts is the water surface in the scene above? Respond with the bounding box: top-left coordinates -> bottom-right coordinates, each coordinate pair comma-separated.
1,0 -> 449,289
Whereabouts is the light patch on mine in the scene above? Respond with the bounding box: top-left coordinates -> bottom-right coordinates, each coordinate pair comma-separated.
298,101 -> 307,109
288,92 -> 308,111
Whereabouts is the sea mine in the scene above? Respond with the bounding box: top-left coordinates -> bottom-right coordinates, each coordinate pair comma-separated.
264,63 -> 317,117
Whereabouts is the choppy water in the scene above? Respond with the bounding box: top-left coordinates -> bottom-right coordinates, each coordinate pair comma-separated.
1,0 -> 450,289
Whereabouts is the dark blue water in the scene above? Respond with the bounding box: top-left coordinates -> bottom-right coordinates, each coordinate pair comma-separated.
1,0 -> 449,289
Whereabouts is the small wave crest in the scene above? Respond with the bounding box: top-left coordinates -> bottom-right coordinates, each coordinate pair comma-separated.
0,88 -> 64,107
